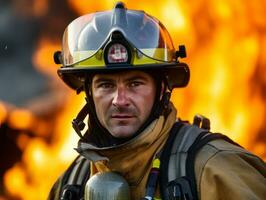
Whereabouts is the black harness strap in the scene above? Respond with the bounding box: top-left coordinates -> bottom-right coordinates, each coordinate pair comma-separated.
60,156 -> 90,200
159,122 -> 184,199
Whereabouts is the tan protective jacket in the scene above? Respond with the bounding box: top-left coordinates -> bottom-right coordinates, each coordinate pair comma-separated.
48,105 -> 266,199
195,139 -> 266,199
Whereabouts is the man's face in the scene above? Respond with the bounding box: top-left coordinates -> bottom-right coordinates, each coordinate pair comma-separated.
91,70 -> 157,138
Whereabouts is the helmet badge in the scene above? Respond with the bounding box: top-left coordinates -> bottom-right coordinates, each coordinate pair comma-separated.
107,43 -> 128,63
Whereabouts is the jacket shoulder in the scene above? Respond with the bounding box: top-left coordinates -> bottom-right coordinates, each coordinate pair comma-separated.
195,139 -> 266,199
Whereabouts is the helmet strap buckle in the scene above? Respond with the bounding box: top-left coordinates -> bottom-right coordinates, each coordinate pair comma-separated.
72,102 -> 89,139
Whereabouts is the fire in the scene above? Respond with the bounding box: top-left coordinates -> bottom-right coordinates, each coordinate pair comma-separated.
2,0 -> 266,199
8,109 -> 35,130
32,38 -> 61,78
0,103 -> 7,126
3,38 -> 84,199
3,94 -> 85,200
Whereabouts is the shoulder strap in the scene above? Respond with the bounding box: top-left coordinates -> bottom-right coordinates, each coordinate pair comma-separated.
161,120 -> 241,200
168,124 -> 209,180
159,122 -> 184,192
60,156 -> 90,200
160,122 -> 209,200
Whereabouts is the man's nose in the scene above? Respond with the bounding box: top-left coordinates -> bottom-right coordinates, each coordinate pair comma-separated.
112,86 -> 130,107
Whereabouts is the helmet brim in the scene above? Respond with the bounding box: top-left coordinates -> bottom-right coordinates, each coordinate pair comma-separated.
57,62 -> 190,91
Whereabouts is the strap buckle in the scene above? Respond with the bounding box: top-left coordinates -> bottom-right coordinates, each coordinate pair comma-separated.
193,114 -> 210,131
60,185 -> 82,200
166,177 -> 193,200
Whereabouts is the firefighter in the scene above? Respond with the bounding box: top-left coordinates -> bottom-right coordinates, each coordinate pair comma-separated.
48,2 -> 266,200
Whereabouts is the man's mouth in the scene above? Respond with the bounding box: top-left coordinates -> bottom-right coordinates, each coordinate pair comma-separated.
111,114 -> 134,119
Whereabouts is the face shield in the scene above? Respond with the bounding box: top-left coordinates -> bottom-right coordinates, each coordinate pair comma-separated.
62,8 -> 176,66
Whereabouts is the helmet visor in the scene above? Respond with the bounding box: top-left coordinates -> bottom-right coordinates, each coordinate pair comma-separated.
62,8 -> 175,66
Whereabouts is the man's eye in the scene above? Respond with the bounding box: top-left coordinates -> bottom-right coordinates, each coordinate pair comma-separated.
129,81 -> 142,87
98,83 -> 114,89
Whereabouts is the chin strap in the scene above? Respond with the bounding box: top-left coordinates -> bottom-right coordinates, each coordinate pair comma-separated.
72,101 -> 89,140
153,90 -> 172,118
162,92 -> 171,111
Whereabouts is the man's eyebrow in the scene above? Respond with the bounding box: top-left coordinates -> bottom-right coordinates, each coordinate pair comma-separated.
125,75 -> 149,82
93,77 -> 114,84
92,74 -> 150,84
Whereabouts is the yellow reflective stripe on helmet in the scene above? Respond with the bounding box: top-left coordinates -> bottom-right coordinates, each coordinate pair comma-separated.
72,48 -> 172,68
74,50 -> 105,67
139,48 -> 175,62
134,48 -> 170,65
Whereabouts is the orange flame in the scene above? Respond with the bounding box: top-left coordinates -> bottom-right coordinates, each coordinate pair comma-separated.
0,102 -> 7,126
8,109 -> 35,130
3,37 -> 85,199
3,0 -> 266,199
